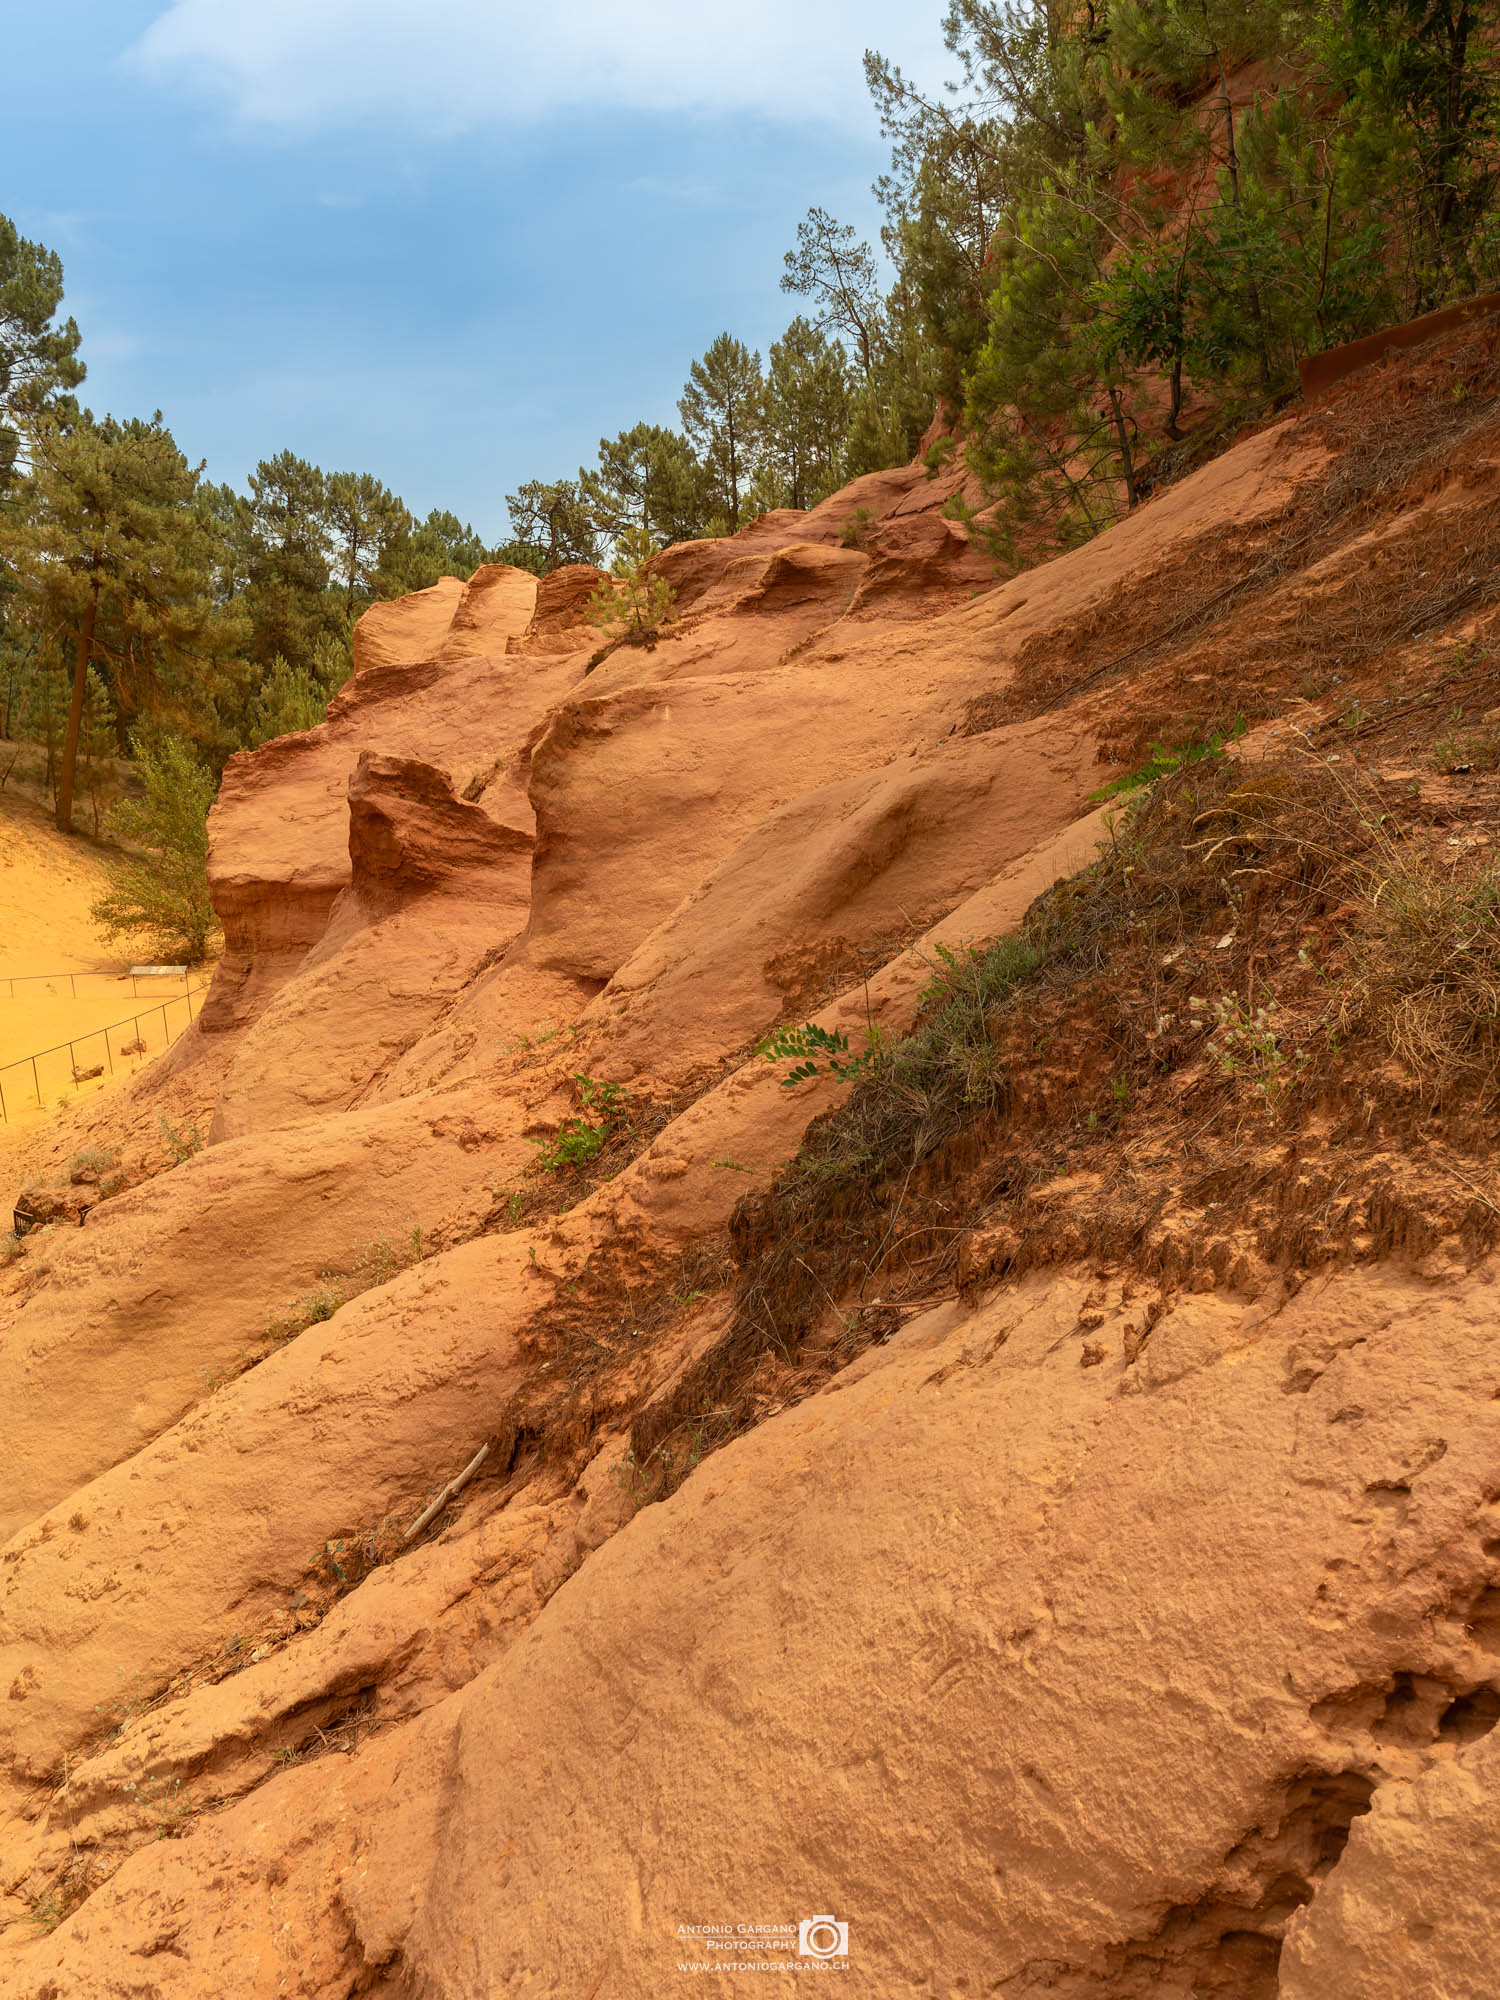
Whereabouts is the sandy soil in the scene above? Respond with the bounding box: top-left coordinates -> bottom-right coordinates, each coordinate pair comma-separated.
0,789 -> 116,976
0,792 -> 200,1137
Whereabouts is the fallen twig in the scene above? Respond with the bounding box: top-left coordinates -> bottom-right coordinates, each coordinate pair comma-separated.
1439,1160 -> 1500,1217
403,1442 -> 491,1542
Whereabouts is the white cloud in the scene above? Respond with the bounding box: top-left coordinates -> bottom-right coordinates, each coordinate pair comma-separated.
81,329 -> 149,364
125,1 -> 949,138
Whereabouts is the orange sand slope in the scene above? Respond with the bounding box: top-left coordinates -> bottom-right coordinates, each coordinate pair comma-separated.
0,796 -> 201,1131
0,795 -> 113,977
4,332 -> 1500,1996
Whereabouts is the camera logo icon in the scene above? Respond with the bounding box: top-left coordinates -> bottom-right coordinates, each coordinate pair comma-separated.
798,1916 -> 849,1959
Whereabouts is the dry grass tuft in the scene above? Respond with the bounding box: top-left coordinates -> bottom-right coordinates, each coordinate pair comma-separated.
729,748 -> 1500,1357
1344,839 -> 1500,1095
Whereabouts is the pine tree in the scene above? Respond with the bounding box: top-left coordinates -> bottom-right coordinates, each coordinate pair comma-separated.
1321,0 -> 1499,307
77,666 -> 118,836
17,640 -> 67,797
379,508 -> 497,593
781,208 -> 886,378
864,51 -> 1011,396
843,278 -> 944,480
0,210 -> 85,481
248,654 -> 327,745
759,319 -> 852,512
678,334 -> 764,529
580,425 -> 703,548
242,450 -> 339,671
503,480 -> 600,572
585,527 -> 675,646
0,414 -> 247,832
325,470 -> 409,617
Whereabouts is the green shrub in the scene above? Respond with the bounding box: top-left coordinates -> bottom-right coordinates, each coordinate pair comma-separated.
531,1075 -> 629,1172
586,528 -> 674,647
1090,721 -> 1245,802
156,1112 -> 203,1166
90,733 -> 218,963
839,505 -> 872,549
756,1021 -> 881,1088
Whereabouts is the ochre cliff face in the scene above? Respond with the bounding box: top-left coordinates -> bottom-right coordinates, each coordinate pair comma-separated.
4,328 -> 1500,1998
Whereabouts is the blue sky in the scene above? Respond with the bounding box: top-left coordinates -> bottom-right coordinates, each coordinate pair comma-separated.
2,1 -> 948,541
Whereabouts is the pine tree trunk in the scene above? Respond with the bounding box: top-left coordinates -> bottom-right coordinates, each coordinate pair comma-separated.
1210,41 -> 1274,393
55,586 -> 98,836
1107,389 -> 1139,511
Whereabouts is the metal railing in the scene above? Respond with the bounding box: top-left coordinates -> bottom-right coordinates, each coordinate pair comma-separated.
0,968 -> 195,999
0,981 -> 211,1122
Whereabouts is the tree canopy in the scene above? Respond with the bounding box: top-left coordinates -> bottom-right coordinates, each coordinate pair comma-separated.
0,214 -> 84,482
679,334 -> 764,530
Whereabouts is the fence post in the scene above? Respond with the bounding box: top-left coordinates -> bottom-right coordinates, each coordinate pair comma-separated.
0,1074 -> 7,1124
31,1055 -> 41,1107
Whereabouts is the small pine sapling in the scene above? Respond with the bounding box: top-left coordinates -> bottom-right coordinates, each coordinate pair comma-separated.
586,527 -> 675,647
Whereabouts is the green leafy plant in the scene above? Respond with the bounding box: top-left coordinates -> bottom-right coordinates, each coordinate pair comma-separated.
531,1074 -> 629,1172
839,504 -> 872,548
492,1185 -> 527,1224
1090,721 -> 1246,802
1431,726 -> 1500,774
756,1020 -> 883,1088
1202,991 -> 1307,1112
156,1111 -> 203,1165
266,1278 -> 347,1341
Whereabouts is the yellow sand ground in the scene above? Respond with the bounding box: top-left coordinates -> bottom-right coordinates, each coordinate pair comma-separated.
0,791 -> 116,976
0,793 -> 201,1137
